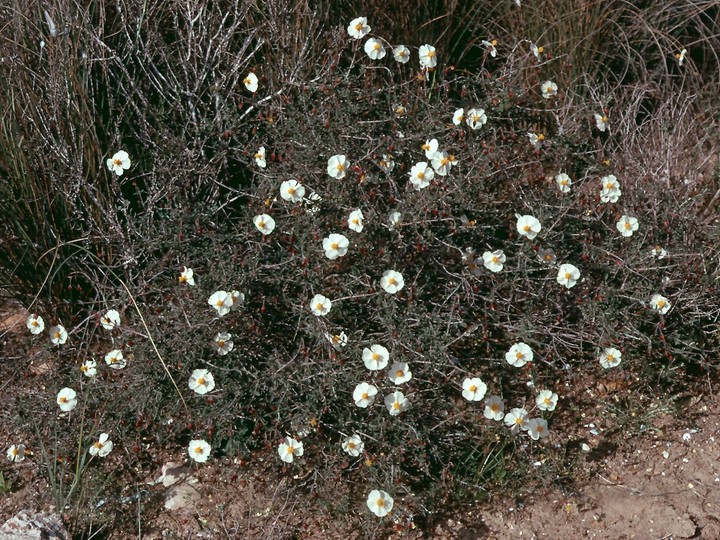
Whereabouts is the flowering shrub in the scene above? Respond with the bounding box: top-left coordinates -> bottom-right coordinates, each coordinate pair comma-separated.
2,0 -> 720,536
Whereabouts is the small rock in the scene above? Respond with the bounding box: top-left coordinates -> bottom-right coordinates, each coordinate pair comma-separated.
0,511 -> 67,540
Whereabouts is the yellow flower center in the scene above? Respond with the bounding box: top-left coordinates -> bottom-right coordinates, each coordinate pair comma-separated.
416,172 -> 425,180
336,163 -> 344,171
373,42 -> 381,51
354,22 -> 363,31
287,446 -> 295,454
330,242 -> 339,250
492,256 -> 499,264
657,300 -> 666,308
544,397 -> 552,406
565,272 -> 572,280
372,352 -> 380,361
195,446 -> 203,454
80,365 -> 88,372
516,352 -> 524,359
31,320 -> 39,327
523,225 -> 531,232
217,339 -> 226,347
54,332 -> 61,339
427,50 -> 435,58
473,114 -> 480,122
538,46 -> 544,53
377,499 -> 386,507
60,397 -> 68,403
388,277 -> 396,285
515,417 -> 524,425
332,335 -> 341,343
601,116 -> 608,123
255,152 -> 262,159
348,442 -> 356,449
113,159 -> 122,166
607,354 -> 615,362
179,275 -> 187,283
561,179 -> 568,186
545,254 -> 553,261
93,442 -> 103,449
491,39 -> 497,46
315,303 -> 324,311
491,403 -> 500,412
361,392 -> 369,399
352,218 -> 359,225
11,448 -> 19,456
258,220 -> 266,228
537,425 -> 545,433
537,134 -> 545,141
393,402 -> 400,410
243,77 -> 252,85
469,385 -> 477,393
422,143 -> 430,151
441,157 -> 450,166
287,187 -> 295,195
396,370 -> 404,378
216,300 -> 224,307
624,222 -> 631,229
605,183 -> 614,189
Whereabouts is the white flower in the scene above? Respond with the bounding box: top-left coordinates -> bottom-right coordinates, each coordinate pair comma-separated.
179,266 -> 195,286
7,444 -> 25,463
466,108 -> 487,130
527,132 -> 545,149
364,38 -> 386,60
527,418 -> 550,440
380,270 -> 404,294
243,72 -> 258,92
327,154 -> 348,179
353,382 -> 378,408
278,436 -> 304,463
26,314 -> 45,335
431,151 -> 457,176
323,233 -> 349,260
80,360 -> 97,378
452,108 -> 464,125
418,44 -> 437,68
409,161 -> 434,190
278,179 -> 305,204
379,155 -> 395,174
347,209 -> 364,232
594,113 -> 609,132
104,349 -> 126,369
100,309 -> 121,330
342,434 -> 364,457
555,173 -> 572,193
384,390 -> 409,416
482,250 -> 506,273
600,187 -> 621,203
462,377 -> 487,401
421,138 -> 439,159
531,43 -> 543,60
617,215 -> 639,237
652,246 -> 667,259
506,342 -> 533,367
483,395 -> 505,421
253,214 -> 276,235
49,324 -> 68,345
541,80 -> 558,99
536,390 -> 558,411
504,407 -> 529,434
208,290 -> 233,316
188,369 -> 215,395
188,439 -> 211,463
363,344 -> 389,371
556,263 -> 580,289
230,290 -> 245,308
599,347 -> 622,369
394,104 -> 406,117
393,45 -> 410,63
57,387 -> 78,412
367,489 -> 394,517
650,294 -> 671,314
347,17 -> 370,39
388,362 -> 412,385
326,331 -> 348,350
254,146 -> 266,168
516,214 -> 541,240
106,150 -> 131,176
310,294 -> 332,316
89,433 -> 113,458
214,332 -> 233,356
481,39 -> 497,57
600,175 -> 621,203
388,211 -> 402,228
676,48 -> 687,66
